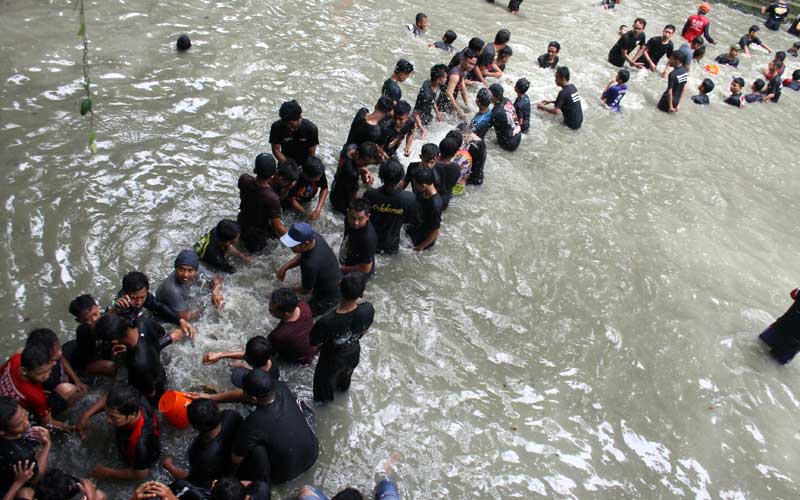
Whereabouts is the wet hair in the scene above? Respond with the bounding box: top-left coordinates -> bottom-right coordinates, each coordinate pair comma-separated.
215,219 -> 240,243
394,59 -> 414,75
693,46 -> 706,60
420,143 -> 439,161
700,78 -> 715,93
21,343 -> 50,371
462,48 -> 478,61
617,68 -> 630,83
211,478 -> 246,500
793,69 -> 800,81
752,78 -> 765,91
430,63 -> 448,81
691,36 -> 704,48
443,30 -> 457,44
332,489 -> 365,500
277,160 -> 299,182
34,469 -> 82,500
556,66 -> 570,81
732,76 -> 745,88
349,198 -> 371,215
488,83 -> 504,99
187,398 -> 222,433
302,157 -> 325,178
514,78 -> 530,94
0,398 -> 20,432
340,272 -> 367,300
357,142 -> 380,163
415,12 -> 427,24
438,137 -> 460,159
122,271 -> 149,293
106,385 -> 140,416
176,34 -> 191,51
476,87 -> 492,107
26,328 -> 60,354
68,294 -> 96,319
664,24 -> 676,32
94,313 -> 127,341
378,159 -> 405,185
394,100 -> 411,117
775,51 -> 787,62
279,100 -> 302,121
498,46 -> 513,58
445,130 -> 463,145
413,167 -> 435,186
749,25 -> 759,33
376,95 -> 394,113
494,29 -> 511,45
634,17 -> 647,28
619,24 -> 628,31
548,40 -> 561,51
468,37 -> 485,52
244,336 -> 273,368
269,287 -> 298,315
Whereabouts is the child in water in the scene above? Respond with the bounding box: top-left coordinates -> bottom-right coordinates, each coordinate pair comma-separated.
601,68 -> 629,112
745,79 -> 765,103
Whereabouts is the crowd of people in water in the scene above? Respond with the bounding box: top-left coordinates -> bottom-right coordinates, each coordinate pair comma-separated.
2,1 -> 800,500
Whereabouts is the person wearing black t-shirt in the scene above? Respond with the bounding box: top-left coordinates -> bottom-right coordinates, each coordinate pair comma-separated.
285,157 -> 329,221
194,219 -> 251,274
163,399 -> 243,496
537,41 -> 560,69
269,100 -> 319,165
537,66 -> 583,130
277,223 -> 343,316
468,29 -> 510,87
406,168 -> 443,252
487,84 -> 522,152
382,59 -> 414,105
237,153 -> 289,253
763,1 -> 790,31
0,397 -> 51,500
232,370 -> 318,483
310,272 -> 375,403
739,26 -> 773,57
657,53 -> 689,112
434,137 -> 463,211
448,37 -> 484,70
789,15 -> 800,35
363,160 -> 416,255
380,100 -> 415,158
330,142 -> 381,214
339,199 -> 377,278
608,18 -> 647,68
345,96 -> 394,149
438,49 -> 478,120
112,271 -> 195,339
637,25 -> 675,71
764,70 -> 783,103
65,294 -> 115,378
413,64 -> 448,137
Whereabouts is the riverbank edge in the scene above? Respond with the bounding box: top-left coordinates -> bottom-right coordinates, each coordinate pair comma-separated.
716,0 -> 799,17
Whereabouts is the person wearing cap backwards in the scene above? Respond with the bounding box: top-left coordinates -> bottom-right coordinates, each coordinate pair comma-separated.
762,1 -> 791,31
269,100 -> 319,165
681,3 -> 717,46
738,25 -> 772,57
237,153 -> 291,253
156,249 -> 224,321
487,84 -> 522,152
231,370 -> 318,485
276,223 -> 343,316
382,59 -> 414,105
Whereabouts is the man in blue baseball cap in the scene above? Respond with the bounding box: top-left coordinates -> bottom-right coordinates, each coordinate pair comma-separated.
156,249 -> 225,321
276,223 -> 342,316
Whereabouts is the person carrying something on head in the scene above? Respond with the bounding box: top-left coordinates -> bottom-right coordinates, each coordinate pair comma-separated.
156,250 -> 224,322
237,153 -> 291,253
276,223 -> 343,316
269,100 -> 319,165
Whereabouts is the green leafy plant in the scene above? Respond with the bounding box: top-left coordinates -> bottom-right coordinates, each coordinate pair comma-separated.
76,0 -> 96,154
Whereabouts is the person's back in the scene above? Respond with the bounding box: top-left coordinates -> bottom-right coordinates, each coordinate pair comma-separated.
363,159 -> 416,255
233,380 -> 318,483
556,82 -> 583,129
238,160 -> 281,243
514,94 -> 531,134
187,409 -> 242,488
490,96 -> 522,151
301,232 -> 343,312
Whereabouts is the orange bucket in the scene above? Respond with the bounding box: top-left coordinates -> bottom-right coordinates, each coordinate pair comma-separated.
704,64 -> 719,75
158,390 -> 192,429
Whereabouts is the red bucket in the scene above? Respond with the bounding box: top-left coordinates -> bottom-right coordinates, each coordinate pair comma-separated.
158,390 -> 193,429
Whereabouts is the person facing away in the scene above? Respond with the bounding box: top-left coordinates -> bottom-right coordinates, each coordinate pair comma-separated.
329,142 -> 381,214
608,17 -> 647,68
513,78 -> 531,134
637,25 -> 675,71
284,156 -> 329,222
759,286 -> 800,364
681,3 -> 716,45
487,83 -> 522,152
431,30 -> 457,52
745,79 -> 766,103
405,167 -> 443,252
762,1 -> 791,31
237,153 -> 290,252
784,69 -> 800,91
276,222 -> 343,316
537,66 -> 583,129
691,78 -> 715,105
269,100 -> 319,165
309,272 -> 375,403
469,29 -> 511,88
345,96 -> 395,149
363,159 -> 417,255
657,53 -> 689,113
471,88 -> 494,139
601,68 -> 630,112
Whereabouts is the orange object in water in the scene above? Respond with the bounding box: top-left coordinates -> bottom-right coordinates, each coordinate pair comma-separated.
158,390 -> 192,428
704,64 -> 719,75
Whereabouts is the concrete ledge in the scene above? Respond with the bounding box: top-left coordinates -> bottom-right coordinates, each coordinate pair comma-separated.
715,0 -> 799,16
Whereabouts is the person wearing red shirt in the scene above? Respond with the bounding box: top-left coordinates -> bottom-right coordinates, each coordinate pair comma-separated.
0,345 -> 69,430
682,3 -> 717,46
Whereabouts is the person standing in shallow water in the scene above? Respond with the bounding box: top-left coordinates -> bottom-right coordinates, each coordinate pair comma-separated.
759,286 -> 800,364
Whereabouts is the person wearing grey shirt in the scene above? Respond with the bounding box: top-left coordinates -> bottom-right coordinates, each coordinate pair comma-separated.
156,250 -> 224,321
